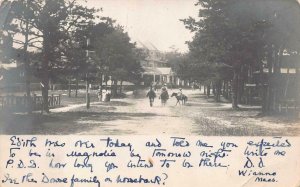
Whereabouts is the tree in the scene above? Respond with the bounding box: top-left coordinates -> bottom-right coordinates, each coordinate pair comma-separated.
2,0 -> 99,112
93,26 -> 143,97
1,0 -> 43,113
182,0 -> 300,111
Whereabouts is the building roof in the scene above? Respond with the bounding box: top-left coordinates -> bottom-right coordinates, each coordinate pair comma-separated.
0,62 -> 17,70
143,67 -> 173,75
137,40 -> 159,51
143,67 -> 162,74
144,58 -> 167,63
157,67 -> 172,75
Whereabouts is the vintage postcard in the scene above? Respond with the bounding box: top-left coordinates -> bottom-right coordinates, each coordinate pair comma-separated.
0,0 -> 300,186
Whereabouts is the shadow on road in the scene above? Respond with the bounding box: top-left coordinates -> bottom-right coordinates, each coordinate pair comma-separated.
98,101 -> 134,107
0,110 -> 163,135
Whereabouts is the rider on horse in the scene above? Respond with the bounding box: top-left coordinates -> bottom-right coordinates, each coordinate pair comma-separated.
177,88 -> 183,99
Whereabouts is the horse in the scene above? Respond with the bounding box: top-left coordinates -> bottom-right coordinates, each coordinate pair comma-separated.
171,92 -> 188,106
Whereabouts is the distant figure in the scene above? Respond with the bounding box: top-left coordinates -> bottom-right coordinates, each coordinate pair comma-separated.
102,90 -> 111,102
153,81 -> 159,91
171,92 -> 188,106
146,87 -> 156,107
133,89 -> 138,97
192,82 -> 195,91
102,89 -> 107,101
161,84 -> 167,91
177,88 -> 183,99
97,88 -> 102,101
105,92 -> 111,102
159,86 -> 169,106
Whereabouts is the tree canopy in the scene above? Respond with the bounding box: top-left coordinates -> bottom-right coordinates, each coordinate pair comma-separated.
181,0 -> 300,111
0,0 -> 144,112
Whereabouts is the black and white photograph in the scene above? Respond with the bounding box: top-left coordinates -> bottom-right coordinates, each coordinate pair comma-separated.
1,1 -> 300,187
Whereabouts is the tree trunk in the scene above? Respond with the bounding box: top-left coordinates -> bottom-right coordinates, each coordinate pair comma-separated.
112,79 -> 117,97
207,83 -> 211,97
99,73 -> 103,100
225,81 -> 229,99
24,0 -> 32,114
246,65 -> 252,105
42,40 -> 50,113
222,80 -> 226,96
68,76 -> 71,97
259,57 -> 267,114
41,70 -> 49,113
296,66 -> 300,108
86,73 -> 90,109
232,68 -> 239,109
237,73 -> 243,104
266,45 -> 274,113
119,80 -> 123,94
215,80 -> 222,102
105,79 -> 108,91
75,75 -> 78,98
212,83 -> 216,95
284,68 -> 290,98
273,46 -> 283,113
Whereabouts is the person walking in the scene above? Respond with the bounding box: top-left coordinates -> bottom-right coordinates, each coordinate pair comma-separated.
159,86 -> 169,106
146,86 -> 156,107
161,84 -> 167,91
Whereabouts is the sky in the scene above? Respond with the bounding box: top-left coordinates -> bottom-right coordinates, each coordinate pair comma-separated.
82,0 -> 199,52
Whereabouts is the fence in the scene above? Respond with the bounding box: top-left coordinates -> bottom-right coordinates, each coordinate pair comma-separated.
0,94 -> 61,112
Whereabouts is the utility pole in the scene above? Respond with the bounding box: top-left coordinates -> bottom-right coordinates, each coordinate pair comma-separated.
78,22 -> 93,109
24,0 -> 32,114
86,37 -> 90,109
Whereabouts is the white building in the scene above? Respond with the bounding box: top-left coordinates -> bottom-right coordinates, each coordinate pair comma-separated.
137,41 -> 177,86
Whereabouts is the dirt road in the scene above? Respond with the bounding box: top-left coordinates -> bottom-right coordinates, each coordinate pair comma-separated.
1,89 -> 299,135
